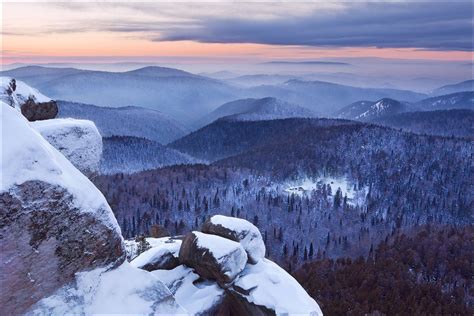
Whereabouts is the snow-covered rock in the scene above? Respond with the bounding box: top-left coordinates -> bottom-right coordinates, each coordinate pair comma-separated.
131,247 -> 179,271
124,236 -> 181,261
202,215 -> 266,263
28,262 -> 185,315
152,265 -> 225,315
32,118 -> 102,175
0,103 -> 124,315
1,76 -> 57,121
1,77 -> 51,109
232,259 -> 323,315
179,231 -> 248,284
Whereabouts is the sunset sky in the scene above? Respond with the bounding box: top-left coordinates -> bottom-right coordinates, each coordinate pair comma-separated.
2,1 -> 473,65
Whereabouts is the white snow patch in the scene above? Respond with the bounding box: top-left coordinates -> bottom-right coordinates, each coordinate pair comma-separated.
284,177 -> 368,206
234,258 -> 323,315
153,265 -> 224,315
29,262 -> 185,315
32,118 -> 102,174
0,102 -> 121,234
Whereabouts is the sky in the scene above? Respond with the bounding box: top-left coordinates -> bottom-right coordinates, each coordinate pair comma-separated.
1,1 -> 473,65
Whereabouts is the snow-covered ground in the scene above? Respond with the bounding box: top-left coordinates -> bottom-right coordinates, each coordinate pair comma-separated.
283,176 -> 368,206
152,265 -> 224,314
29,262 -> 185,315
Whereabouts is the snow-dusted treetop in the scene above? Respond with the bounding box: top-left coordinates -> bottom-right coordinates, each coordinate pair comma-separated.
0,102 -> 121,234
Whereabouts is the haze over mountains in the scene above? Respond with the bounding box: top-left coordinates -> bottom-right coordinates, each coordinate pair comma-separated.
1,65 -> 447,124
57,101 -> 188,144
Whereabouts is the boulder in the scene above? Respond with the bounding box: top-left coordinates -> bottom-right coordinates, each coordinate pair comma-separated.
152,265 -> 225,315
32,118 -> 103,175
202,215 -> 266,263
21,98 -> 58,121
230,259 -> 323,315
131,247 -> 180,271
179,231 -> 248,284
0,103 -> 125,315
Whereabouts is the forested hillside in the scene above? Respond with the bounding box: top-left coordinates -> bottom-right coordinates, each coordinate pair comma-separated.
294,226 -> 473,315
95,119 -> 473,270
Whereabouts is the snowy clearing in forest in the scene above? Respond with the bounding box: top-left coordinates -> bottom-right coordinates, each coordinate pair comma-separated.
282,177 -> 368,206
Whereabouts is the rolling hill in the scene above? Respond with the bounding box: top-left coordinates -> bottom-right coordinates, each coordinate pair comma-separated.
194,97 -> 317,128
57,101 -> 189,144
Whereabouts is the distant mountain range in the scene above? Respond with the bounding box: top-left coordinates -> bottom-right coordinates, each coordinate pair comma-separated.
58,101 -> 188,144
336,98 -> 410,121
336,91 -> 473,121
432,80 -> 473,96
2,65 -> 434,122
101,136 -> 197,174
262,61 -> 350,66
371,109 -> 474,139
2,66 -> 238,123
194,97 -> 317,128
246,79 -> 427,115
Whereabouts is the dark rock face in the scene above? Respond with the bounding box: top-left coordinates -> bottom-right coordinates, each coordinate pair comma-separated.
137,250 -> 180,272
21,98 -> 58,121
0,181 -> 125,316
178,232 -> 247,285
216,291 -> 276,316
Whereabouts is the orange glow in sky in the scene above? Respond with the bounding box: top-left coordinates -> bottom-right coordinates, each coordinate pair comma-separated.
2,2 -> 473,64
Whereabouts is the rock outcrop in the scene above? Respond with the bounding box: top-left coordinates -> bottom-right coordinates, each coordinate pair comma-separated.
179,231 -> 248,285
133,216 -> 323,315
0,103 -> 125,315
32,118 -> 103,175
202,215 -> 266,263
131,247 -> 180,271
1,76 -> 57,121
21,98 -> 58,121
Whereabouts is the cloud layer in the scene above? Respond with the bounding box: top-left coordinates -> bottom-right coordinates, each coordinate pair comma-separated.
156,2 -> 473,51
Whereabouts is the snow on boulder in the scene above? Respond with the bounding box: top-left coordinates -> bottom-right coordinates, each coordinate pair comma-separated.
28,262 -> 185,315
153,265 -> 225,315
0,103 -> 125,315
231,259 -> 323,315
179,231 -> 248,284
131,247 -> 180,271
202,215 -> 266,263
1,76 -> 57,121
31,118 -> 103,175
124,236 -> 181,261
